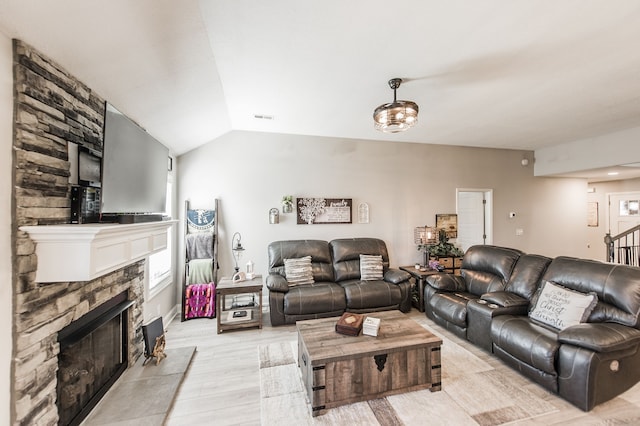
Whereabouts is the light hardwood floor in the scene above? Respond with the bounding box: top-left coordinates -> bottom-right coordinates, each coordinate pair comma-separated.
163,310 -> 640,425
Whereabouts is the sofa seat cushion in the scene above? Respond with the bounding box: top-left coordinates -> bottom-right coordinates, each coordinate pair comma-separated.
427,291 -> 479,328
341,280 -> 401,310
283,282 -> 346,315
492,316 -> 560,375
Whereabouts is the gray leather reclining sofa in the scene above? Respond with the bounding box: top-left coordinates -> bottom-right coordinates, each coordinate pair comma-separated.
266,238 -> 412,326
424,244 -> 640,411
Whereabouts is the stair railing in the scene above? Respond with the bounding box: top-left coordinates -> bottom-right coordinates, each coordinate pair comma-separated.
605,224 -> 640,266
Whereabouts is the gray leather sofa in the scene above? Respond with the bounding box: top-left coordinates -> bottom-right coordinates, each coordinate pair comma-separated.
424,245 -> 640,411
266,238 -> 412,326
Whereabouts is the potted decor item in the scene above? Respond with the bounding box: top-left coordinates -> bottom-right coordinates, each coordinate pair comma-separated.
282,195 -> 293,213
429,229 -> 464,257
428,229 -> 465,273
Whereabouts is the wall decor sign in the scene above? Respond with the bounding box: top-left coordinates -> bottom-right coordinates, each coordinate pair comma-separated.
297,198 -> 352,224
436,214 -> 458,238
358,203 -> 370,224
587,202 -> 598,227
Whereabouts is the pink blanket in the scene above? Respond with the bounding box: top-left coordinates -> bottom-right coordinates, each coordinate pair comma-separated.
184,282 -> 216,319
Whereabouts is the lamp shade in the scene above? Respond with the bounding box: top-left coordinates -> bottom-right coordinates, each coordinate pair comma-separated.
374,101 -> 419,133
414,226 -> 439,245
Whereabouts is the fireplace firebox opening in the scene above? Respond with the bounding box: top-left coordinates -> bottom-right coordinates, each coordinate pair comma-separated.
56,291 -> 134,426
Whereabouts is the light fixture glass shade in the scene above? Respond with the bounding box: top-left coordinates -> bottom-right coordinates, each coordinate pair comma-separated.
374,101 -> 419,133
414,226 -> 439,245
374,78 -> 419,133
232,232 -> 245,272
415,225 -> 439,266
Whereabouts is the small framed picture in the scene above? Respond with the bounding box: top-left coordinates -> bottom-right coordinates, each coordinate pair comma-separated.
436,214 -> 458,238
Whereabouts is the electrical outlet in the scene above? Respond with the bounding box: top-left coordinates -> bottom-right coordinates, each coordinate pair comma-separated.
516,228 -> 524,236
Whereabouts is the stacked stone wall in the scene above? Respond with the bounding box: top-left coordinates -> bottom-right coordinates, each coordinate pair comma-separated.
11,40 -> 144,425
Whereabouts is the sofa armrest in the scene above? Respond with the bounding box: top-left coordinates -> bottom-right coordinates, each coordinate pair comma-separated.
559,323 -> 640,352
266,274 -> 289,293
384,268 -> 411,284
426,274 -> 466,292
481,291 -> 528,308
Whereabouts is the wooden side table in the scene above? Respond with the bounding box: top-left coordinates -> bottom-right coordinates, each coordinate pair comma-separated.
399,266 -> 441,313
216,276 -> 263,334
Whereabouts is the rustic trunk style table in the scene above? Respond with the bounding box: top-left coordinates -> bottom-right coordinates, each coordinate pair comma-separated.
296,310 -> 442,416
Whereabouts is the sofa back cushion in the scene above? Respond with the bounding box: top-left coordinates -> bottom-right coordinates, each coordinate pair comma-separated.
505,254 -> 552,300
268,240 -> 334,282
330,238 -> 389,282
461,245 -> 523,296
542,256 -> 640,328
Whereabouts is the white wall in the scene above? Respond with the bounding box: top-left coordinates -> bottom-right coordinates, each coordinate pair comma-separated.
0,33 -> 13,423
535,127 -> 640,176
177,130 -> 590,286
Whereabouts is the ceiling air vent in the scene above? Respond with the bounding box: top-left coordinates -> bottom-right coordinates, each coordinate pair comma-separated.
253,114 -> 274,120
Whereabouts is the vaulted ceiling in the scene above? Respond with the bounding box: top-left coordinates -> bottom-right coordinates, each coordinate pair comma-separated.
1,1 -> 640,177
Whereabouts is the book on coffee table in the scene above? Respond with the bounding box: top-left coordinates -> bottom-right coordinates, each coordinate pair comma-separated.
335,312 -> 364,336
363,316 -> 381,336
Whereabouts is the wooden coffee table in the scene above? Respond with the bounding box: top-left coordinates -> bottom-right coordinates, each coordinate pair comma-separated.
296,310 -> 442,416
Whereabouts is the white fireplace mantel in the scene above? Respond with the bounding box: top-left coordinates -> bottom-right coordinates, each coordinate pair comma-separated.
20,220 -> 178,283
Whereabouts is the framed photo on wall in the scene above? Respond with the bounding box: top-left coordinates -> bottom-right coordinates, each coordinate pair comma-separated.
436,214 -> 458,238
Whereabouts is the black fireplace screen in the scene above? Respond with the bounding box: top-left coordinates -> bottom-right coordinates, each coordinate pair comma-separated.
56,292 -> 132,426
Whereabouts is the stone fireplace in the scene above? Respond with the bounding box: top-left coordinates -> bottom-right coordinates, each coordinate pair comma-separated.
12,262 -> 145,425
11,40 -> 146,425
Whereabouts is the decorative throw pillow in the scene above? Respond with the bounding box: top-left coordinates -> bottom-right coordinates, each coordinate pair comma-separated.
529,280 -> 598,330
284,256 -> 314,286
360,254 -> 384,281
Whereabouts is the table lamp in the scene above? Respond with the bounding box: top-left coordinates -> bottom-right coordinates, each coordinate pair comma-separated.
232,232 -> 245,273
414,226 -> 439,267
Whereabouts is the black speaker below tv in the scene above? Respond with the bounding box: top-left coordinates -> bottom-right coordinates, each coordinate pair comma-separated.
70,186 -> 101,224
116,214 -> 165,224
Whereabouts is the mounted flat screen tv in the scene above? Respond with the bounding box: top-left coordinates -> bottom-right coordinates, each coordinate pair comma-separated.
101,103 -> 169,218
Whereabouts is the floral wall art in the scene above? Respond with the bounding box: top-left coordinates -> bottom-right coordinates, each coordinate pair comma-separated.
297,197 -> 352,224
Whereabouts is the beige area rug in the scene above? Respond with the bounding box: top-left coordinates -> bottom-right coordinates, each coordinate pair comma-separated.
259,322 -> 560,426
